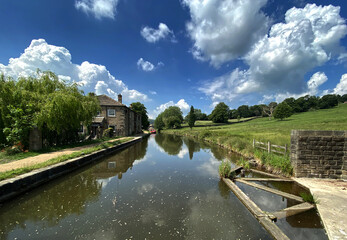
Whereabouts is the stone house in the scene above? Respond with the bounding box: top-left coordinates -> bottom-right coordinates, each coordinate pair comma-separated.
88,94 -> 142,137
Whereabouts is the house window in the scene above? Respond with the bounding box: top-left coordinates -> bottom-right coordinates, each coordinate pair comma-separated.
108,109 -> 116,117
97,111 -> 101,116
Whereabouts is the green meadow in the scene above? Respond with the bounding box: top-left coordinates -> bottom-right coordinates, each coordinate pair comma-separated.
164,104 -> 347,175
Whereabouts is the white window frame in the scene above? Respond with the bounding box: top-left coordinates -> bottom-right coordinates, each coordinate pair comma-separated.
108,109 -> 116,117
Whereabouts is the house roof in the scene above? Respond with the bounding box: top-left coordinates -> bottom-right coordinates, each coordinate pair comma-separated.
97,95 -> 126,107
92,116 -> 106,124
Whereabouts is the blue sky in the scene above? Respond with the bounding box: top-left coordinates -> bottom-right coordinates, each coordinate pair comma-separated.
0,0 -> 347,118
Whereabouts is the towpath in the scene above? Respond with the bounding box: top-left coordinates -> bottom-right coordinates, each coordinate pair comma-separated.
295,178 -> 347,240
0,136 -> 134,173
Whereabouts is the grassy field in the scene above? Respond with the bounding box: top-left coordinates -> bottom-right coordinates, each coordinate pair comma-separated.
181,117 -> 256,127
164,104 -> 347,175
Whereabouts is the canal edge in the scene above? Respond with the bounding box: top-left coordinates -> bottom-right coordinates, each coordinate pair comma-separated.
0,134 -> 150,204
222,178 -> 290,240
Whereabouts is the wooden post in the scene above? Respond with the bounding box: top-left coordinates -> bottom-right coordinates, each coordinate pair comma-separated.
268,141 -> 271,153
253,139 -> 255,148
285,144 -> 287,154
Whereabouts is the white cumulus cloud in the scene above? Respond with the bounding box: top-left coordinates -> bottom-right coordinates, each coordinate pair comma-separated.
140,23 -> 175,43
75,0 -> 118,19
261,72 -> 328,103
183,0 -> 269,67
323,74 -> 347,96
199,4 -> 347,103
0,39 -> 149,104
150,99 -> 190,119
137,58 -> 164,72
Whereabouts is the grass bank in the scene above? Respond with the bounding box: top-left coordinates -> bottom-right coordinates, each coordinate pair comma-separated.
0,137 -> 133,181
164,104 -> 347,175
0,136 -> 123,164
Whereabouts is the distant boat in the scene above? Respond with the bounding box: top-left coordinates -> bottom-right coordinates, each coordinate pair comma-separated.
150,129 -> 156,134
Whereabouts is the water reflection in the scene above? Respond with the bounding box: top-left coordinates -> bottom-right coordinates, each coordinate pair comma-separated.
0,135 -> 325,239
93,139 -> 148,180
155,134 -> 183,155
0,168 -> 102,239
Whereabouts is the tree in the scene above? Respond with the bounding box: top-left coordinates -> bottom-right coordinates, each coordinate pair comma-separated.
130,102 -> 150,129
0,71 -> 100,148
187,106 -> 196,129
161,106 -> 183,129
318,94 -> 339,109
210,102 -> 229,123
154,113 -> 165,132
262,102 -> 277,120
237,105 -> 251,118
273,102 -> 292,120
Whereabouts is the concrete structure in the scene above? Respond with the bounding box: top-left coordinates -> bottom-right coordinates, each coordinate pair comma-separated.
291,130 -> 347,179
89,94 -> 142,137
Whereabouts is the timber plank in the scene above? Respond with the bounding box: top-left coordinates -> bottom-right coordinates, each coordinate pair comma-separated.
235,179 -> 304,203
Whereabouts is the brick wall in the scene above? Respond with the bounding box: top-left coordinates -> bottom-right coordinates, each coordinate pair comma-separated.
291,130 -> 347,179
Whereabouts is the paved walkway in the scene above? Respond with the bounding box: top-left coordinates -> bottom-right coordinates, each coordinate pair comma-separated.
0,137 -> 132,173
295,178 -> 347,240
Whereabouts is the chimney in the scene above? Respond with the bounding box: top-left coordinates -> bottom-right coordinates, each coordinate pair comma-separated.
118,94 -> 122,104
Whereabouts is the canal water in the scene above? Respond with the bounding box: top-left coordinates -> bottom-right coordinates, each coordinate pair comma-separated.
0,134 -> 327,239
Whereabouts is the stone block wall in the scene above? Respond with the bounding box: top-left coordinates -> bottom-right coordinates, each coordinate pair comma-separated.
291,130 -> 347,179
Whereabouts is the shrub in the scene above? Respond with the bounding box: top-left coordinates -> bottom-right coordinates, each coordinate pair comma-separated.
199,130 -> 211,139
218,160 -> 231,178
103,128 -> 114,138
237,157 -> 250,170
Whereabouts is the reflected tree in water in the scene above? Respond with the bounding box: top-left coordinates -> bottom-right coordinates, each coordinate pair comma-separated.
155,134 -> 183,156
183,138 -> 201,160
0,168 -> 102,238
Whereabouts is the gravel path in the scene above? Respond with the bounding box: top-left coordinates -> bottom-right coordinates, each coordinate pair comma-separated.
0,138 -> 128,173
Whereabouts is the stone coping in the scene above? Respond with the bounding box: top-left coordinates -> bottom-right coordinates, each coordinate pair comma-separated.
0,135 -> 148,203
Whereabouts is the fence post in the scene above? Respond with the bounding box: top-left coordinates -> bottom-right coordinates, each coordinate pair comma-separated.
253,139 -> 255,148
268,141 -> 271,153
285,144 -> 287,154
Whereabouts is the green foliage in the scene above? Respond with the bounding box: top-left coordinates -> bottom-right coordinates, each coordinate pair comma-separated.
154,113 -> 165,132
300,192 -> 319,204
218,160 -> 231,178
103,128 -> 114,138
130,102 -> 150,129
187,106 -> 196,129
199,130 -> 211,139
210,102 -> 229,123
0,71 -> 100,148
253,149 -> 293,175
237,157 -> 250,170
319,94 -> 339,109
155,106 -> 183,130
273,102 -> 293,120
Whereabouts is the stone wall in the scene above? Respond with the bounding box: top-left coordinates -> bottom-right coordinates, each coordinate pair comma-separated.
291,130 -> 347,179
29,127 -> 42,151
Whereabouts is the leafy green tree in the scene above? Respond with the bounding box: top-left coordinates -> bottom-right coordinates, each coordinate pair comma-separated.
162,106 -> 183,129
0,71 -> 100,148
210,102 -> 229,123
187,106 -> 196,129
273,102 -> 292,120
154,113 -> 165,132
262,102 -> 277,120
130,102 -> 150,129
318,94 -> 339,109
193,108 -> 208,120
237,105 -> 251,118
